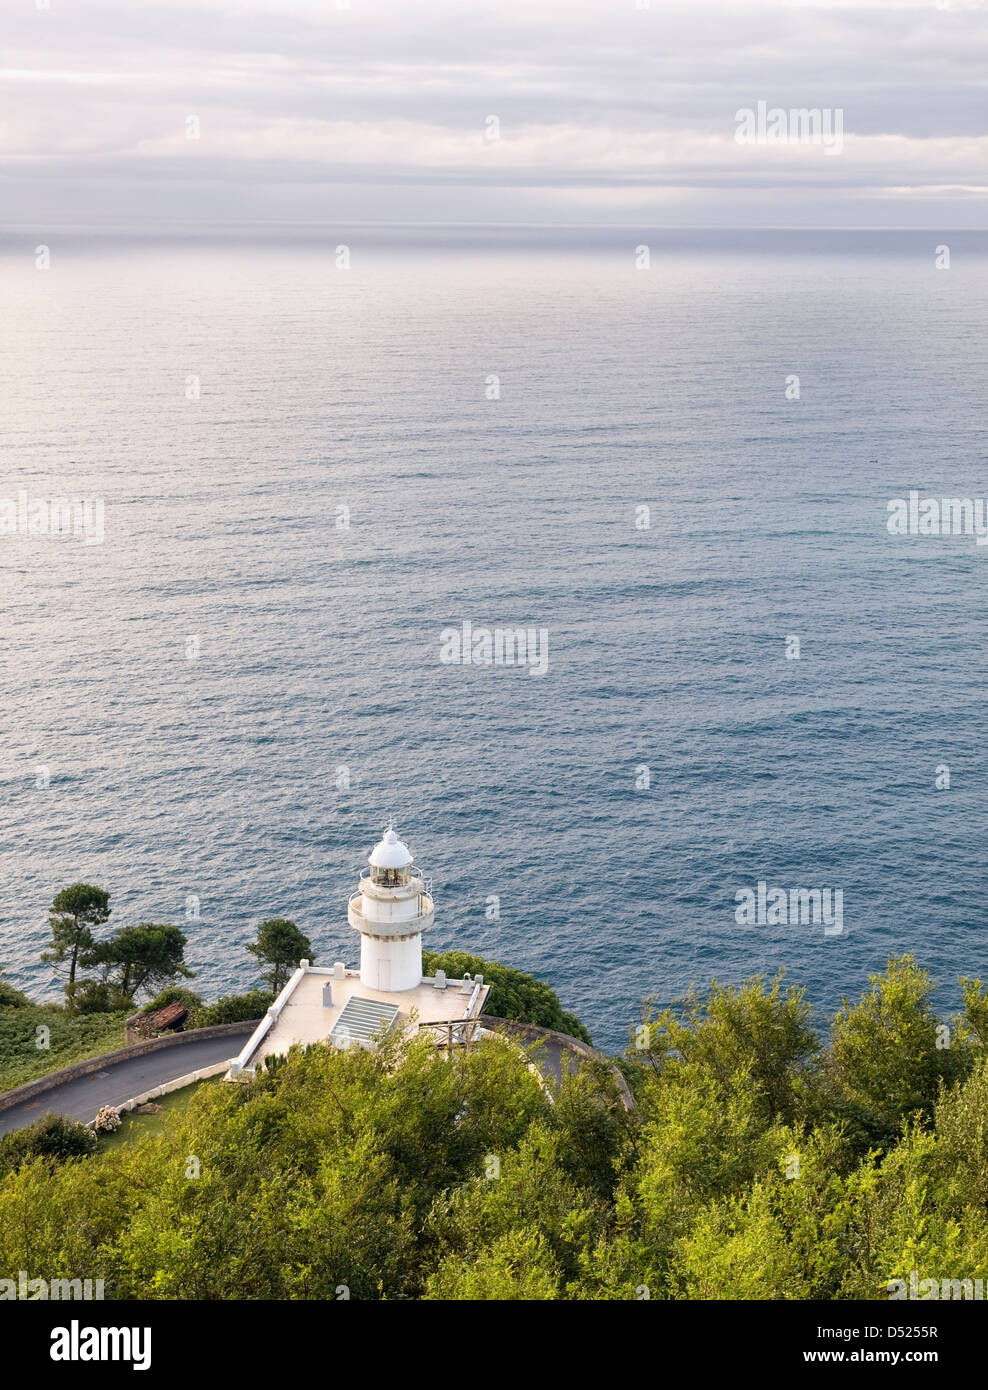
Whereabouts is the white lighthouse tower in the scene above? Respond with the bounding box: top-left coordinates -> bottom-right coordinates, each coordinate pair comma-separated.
346,823 -> 434,992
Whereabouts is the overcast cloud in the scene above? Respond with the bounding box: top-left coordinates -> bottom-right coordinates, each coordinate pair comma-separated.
1,0 -> 986,227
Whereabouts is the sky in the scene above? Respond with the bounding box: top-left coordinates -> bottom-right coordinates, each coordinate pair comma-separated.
1,0 -> 986,229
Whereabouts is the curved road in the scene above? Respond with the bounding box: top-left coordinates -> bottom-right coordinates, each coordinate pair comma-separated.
0,1030 -> 253,1137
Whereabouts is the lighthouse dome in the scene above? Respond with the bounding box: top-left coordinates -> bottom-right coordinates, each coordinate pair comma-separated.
368,826 -> 414,870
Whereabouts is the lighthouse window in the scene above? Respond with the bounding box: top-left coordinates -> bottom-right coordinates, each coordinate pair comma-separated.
371,864 -> 412,886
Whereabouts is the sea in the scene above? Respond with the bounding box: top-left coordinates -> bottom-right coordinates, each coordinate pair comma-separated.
1,225 -> 986,1052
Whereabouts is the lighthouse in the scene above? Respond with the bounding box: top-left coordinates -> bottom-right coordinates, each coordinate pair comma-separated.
346,824 -> 434,992
230,823 -> 490,1074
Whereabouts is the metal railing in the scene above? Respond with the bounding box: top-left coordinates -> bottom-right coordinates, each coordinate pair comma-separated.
347,890 -> 434,922
418,1017 -> 480,1052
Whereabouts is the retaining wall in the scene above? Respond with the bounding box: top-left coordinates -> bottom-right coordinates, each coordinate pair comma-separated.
0,1021 -> 259,1116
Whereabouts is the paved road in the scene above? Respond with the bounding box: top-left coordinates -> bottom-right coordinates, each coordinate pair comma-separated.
512,1035 -> 569,1085
0,1030 -> 253,1137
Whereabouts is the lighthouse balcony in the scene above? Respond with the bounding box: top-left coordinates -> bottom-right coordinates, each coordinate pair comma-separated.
347,891 -> 434,938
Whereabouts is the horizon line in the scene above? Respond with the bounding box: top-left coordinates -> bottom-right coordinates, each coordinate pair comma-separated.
0,220 -> 986,234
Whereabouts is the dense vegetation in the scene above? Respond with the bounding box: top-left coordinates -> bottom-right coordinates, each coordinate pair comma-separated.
2,954 -> 988,1300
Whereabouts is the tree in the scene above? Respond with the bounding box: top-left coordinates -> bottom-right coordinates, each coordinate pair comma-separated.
41,884 -> 110,1011
636,972 -> 820,1127
424,1227 -> 563,1301
959,976 -> 988,1050
247,919 -> 313,993
85,924 -> 194,1005
826,955 -> 972,1150
424,1124 -> 600,1298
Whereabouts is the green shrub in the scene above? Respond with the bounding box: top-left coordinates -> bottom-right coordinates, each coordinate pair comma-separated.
139,987 -> 203,1016
72,980 -> 134,1014
0,1111 -> 97,1177
191,989 -> 273,1028
422,951 -> 592,1045
0,981 -> 32,1009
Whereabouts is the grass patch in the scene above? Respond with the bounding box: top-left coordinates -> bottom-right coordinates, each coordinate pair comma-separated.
0,1007 -> 129,1094
96,1078 -> 221,1153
